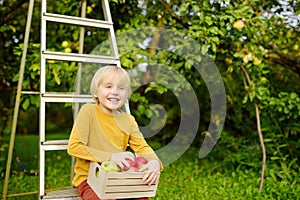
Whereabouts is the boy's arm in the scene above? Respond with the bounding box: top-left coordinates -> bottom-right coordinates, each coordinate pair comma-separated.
67,127 -> 112,162
128,116 -> 163,170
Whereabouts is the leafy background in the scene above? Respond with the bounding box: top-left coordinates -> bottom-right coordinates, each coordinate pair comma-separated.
0,0 -> 300,198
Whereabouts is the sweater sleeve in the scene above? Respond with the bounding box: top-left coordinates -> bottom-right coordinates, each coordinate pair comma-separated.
67,105 -> 112,162
128,115 -> 163,170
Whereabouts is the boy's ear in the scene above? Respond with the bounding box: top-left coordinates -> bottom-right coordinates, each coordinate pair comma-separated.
93,94 -> 98,98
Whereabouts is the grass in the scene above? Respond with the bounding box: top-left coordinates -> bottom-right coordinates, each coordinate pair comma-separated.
1,134 -> 300,199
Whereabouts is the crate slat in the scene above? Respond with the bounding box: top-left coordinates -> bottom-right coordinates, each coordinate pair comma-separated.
103,191 -> 156,199
106,178 -> 147,185
104,185 -> 157,193
106,172 -> 145,178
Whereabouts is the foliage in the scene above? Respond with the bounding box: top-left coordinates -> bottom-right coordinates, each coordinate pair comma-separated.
1,135 -> 299,199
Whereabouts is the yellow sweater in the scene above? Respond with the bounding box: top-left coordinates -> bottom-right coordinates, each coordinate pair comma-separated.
67,103 -> 160,187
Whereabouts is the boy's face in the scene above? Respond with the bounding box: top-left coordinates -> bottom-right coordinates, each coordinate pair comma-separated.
95,74 -> 129,114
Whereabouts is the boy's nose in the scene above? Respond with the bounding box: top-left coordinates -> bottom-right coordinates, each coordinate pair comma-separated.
111,87 -> 118,94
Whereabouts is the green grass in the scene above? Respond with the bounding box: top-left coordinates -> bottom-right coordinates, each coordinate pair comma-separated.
1,133 -> 72,199
1,134 -> 300,199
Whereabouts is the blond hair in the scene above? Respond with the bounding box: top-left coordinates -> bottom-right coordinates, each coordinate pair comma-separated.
90,65 -> 131,104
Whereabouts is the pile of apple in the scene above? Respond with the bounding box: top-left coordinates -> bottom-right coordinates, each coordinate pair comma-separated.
101,156 -> 148,173
123,156 -> 148,172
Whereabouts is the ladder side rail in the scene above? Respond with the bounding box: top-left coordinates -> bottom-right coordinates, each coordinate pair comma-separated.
102,0 -> 120,61
39,98 -> 47,198
102,0 -> 128,113
39,0 -> 48,198
102,0 -> 113,23
72,0 -> 87,187
109,27 -> 121,60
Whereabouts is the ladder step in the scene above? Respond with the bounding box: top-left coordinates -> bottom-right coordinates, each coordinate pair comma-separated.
41,93 -> 94,103
43,188 -> 80,199
42,140 -> 69,151
43,140 -> 69,145
43,12 -> 112,29
42,51 -> 120,64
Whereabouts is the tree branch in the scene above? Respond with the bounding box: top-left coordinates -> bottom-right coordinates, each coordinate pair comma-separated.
240,65 -> 266,193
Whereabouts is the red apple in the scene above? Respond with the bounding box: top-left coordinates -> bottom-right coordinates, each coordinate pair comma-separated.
135,157 -> 148,166
126,166 -> 138,172
123,158 -> 136,170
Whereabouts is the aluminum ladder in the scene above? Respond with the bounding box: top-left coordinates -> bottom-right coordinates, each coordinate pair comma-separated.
39,0 -> 120,199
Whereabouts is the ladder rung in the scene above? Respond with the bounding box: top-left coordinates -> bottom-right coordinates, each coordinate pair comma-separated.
43,140 -> 69,145
43,12 -> 113,29
43,188 -> 80,199
42,51 -> 120,64
21,91 -> 40,95
42,93 -> 92,98
41,93 -> 94,103
42,140 -> 69,151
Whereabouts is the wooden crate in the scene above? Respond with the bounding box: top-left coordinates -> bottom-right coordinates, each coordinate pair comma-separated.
87,162 -> 159,199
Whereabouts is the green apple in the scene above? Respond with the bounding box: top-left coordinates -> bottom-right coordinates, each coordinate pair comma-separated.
95,168 -> 100,177
87,6 -> 93,14
64,47 -> 72,53
137,164 -> 147,172
61,41 -> 69,48
101,161 -> 119,172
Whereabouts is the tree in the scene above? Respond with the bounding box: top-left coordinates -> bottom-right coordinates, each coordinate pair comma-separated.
115,0 -> 300,191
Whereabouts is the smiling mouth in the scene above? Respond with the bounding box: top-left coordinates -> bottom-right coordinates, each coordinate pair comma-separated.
108,97 -> 119,103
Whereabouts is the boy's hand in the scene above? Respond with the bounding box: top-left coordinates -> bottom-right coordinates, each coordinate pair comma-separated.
139,159 -> 161,185
110,151 -> 135,169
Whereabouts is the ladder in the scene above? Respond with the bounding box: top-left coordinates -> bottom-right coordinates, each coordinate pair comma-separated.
39,0 -> 121,199
2,0 -> 121,199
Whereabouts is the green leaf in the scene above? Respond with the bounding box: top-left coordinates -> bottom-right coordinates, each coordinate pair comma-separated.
22,98 -> 30,110
53,69 -> 61,85
290,92 -> 297,99
120,56 -> 133,68
263,138 -> 273,142
242,96 -> 248,104
205,16 -> 213,26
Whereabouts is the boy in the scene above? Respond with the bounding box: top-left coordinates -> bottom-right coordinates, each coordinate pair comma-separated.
68,65 -> 162,200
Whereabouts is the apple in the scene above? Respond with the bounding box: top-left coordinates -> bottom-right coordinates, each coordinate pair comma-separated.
233,19 -> 245,30
87,6 -> 93,14
137,163 -> 147,171
127,166 -> 138,172
64,47 -> 72,53
61,41 -> 69,48
123,158 -> 136,171
135,156 -> 148,166
101,161 -> 120,172
293,44 -> 299,51
95,168 -> 100,177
